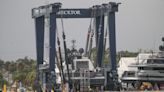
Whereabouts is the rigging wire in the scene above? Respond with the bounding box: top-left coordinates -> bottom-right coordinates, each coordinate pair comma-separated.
102,5 -> 111,65
55,44 -> 62,79
84,7 -> 94,56
102,17 -> 108,66
88,7 -> 96,59
84,25 -> 91,56
60,10 -> 72,90
56,25 -> 66,84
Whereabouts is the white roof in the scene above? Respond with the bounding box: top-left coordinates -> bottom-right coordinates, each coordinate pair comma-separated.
117,57 -> 137,79
136,53 -> 153,64
137,53 -> 152,60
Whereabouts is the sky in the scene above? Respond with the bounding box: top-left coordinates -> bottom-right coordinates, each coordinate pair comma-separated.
0,0 -> 164,61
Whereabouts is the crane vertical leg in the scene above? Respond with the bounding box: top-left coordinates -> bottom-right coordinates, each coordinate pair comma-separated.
49,12 -> 57,89
108,12 -> 116,71
106,2 -> 120,91
49,13 -> 56,74
108,10 -> 120,91
35,16 -> 45,80
95,16 -> 104,67
95,16 -> 100,46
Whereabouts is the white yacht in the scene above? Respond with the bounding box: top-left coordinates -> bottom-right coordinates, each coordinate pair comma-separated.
118,51 -> 164,90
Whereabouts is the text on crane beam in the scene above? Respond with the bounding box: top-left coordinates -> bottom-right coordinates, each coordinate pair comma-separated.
57,10 -> 81,15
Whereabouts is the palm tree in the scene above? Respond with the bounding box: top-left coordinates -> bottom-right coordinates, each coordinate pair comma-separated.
0,59 -> 4,70
25,61 -> 36,87
0,72 -> 8,88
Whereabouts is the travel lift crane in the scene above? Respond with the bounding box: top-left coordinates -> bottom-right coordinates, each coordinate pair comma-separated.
32,2 -> 120,91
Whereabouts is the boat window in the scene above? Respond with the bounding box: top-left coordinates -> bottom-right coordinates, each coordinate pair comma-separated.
138,67 -> 145,70
122,71 -> 135,77
76,61 -> 89,69
153,59 -> 164,64
140,67 -> 164,70
142,67 -> 153,70
147,59 -> 153,64
127,72 -> 135,77
153,68 -> 164,70
147,59 -> 164,64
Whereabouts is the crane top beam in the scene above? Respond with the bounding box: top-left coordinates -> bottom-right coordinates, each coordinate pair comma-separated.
32,2 -> 120,18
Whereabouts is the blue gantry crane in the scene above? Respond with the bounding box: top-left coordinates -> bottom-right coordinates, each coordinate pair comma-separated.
32,2 -> 120,91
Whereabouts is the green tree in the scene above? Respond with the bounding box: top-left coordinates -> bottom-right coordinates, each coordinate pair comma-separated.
116,50 -> 138,63
4,61 -> 11,71
0,73 -> 8,89
25,68 -> 36,86
8,62 -> 16,73
0,59 -> 4,70
90,47 -> 110,65
0,57 -> 37,88
90,48 -> 139,66
117,50 -> 138,57
6,57 -> 37,87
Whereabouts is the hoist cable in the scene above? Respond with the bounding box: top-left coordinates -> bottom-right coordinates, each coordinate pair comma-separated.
60,11 -> 72,90
84,8 -> 94,56
88,7 -> 96,59
55,46 -> 62,81
102,5 -> 111,66
102,21 -> 108,65
84,29 -> 91,56
56,26 -> 66,83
